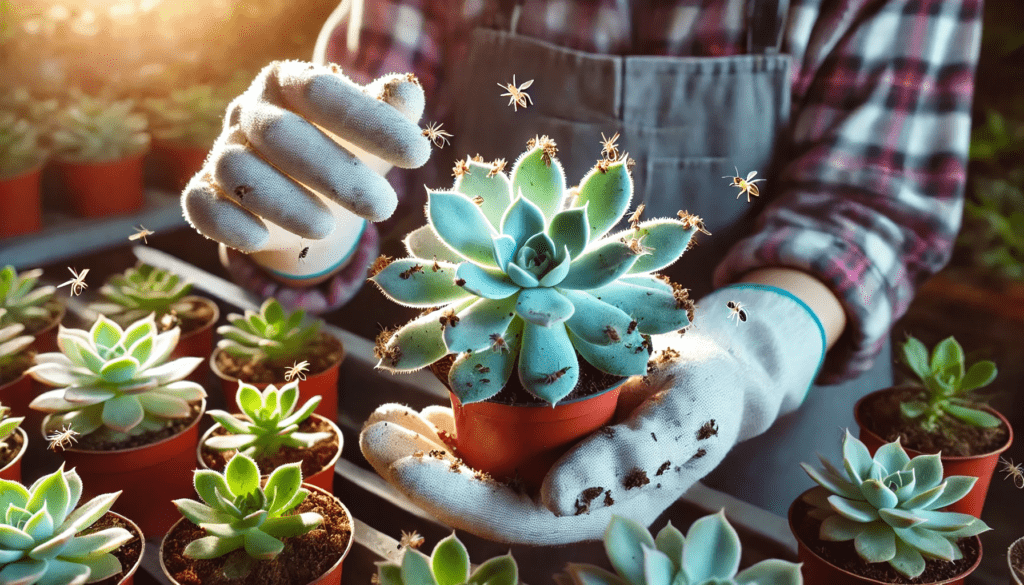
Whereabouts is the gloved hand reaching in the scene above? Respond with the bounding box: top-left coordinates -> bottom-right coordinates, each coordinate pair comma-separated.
360,284 -> 826,544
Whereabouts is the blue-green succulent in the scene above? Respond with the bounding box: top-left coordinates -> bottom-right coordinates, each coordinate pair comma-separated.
801,430 -> 990,578
370,137 -> 703,405
375,532 -> 518,585
558,512 -> 802,585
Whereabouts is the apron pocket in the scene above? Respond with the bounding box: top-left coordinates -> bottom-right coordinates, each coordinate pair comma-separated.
644,156 -> 750,234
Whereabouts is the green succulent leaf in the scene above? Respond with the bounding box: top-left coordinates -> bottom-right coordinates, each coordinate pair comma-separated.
456,263 -> 521,300
518,322 -> 579,404
454,160 -> 513,228
443,297 -> 518,354
958,360 -> 997,392
930,337 -> 964,379
590,275 -> 690,334
548,206 -> 590,259
641,544 -> 674,585
901,336 -> 931,382
448,319 -> 522,404
734,558 -> 803,585
371,260 -> 471,308
604,516 -> 655,585
899,401 -> 928,420
563,563 -> 624,585
928,476 -> 977,509
576,160 -> 632,240
854,524 -> 897,563
404,225 -> 463,264
468,554 -> 519,585
402,549 -> 439,585
225,455 -> 260,496
431,534 -> 471,585
613,220 -> 695,275
942,404 -> 1001,427
510,146 -> 565,220
378,307 -> 457,373
682,511 -> 741,582
428,191 -> 499,266
873,441 -> 911,475
562,290 -> 637,347
567,328 -> 648,377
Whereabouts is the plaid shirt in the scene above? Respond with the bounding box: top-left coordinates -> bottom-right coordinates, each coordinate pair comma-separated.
324,0 -> 983,384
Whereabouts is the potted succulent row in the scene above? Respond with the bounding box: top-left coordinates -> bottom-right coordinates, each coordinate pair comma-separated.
90,263 -> 219,382
855,335 -> 1012,517
212,299 -> 344,421
0,466 -> 144,585
28,314 -> 207,537
0,403 -> 27,482
142,84 -> 232,190
791,430 -> 990,584
50,91 -> 150,218
0,265 -> 65,354
161,454 -> 353,584
198,381 -> 342,492
0,309 -> 36,418
370,137 -> 700,490
0,110 -> 48,238
376,531 -> 520,585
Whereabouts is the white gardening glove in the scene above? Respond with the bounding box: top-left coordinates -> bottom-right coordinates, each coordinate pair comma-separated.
360,284 -> 826,544
182,60 -> 431,254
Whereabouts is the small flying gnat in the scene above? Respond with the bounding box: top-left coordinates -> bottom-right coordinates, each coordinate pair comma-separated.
58,267 -> 89,297
726,300 -> 747,325
284,360 -> 309,382
1001,457 -> 1024,489
489,333 -> 509,354
600,132 -> 621,160
723,167 -> 765,203
298,245 -> 310,263
398,530 -> 425,550
498,75 -> 534,111
46,424 -> 79,451
422,122 -> 453,148
128,224 -> 154,244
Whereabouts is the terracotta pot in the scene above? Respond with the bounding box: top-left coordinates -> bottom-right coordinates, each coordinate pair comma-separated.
854,388 -> 1013,517
196,412 -> 342,493
46,398 -> 206,537
788,488 -> 982,585
1009,536 -> 1024,585
0,427 -> 27,482
53,152 -> 147,217
29,299 -> 66,355
170,296 -> 219,383
0,166 -> 43,238
450,380 -> 624,493
159,483 -> 353,585
210,342 -> 344,422
103,511 -> 146,585
0,373 -> 34,419
150,141 -> 209,190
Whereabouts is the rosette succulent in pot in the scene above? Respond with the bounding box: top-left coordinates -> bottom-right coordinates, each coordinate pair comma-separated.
370,137 -> 702,405
142,84 -> 231,148
0,309 -> 34,379
0,266 -> 57,330
800,430 -> 990,578
216,298 -> 321,368
27,315 -> 206,441
375,532 -> 519,585
51,91 -> 150,163
90,263 -> 194,326
0,111 -> 47,178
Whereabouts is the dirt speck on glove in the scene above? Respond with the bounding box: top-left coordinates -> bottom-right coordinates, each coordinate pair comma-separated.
624,468 -> 650,489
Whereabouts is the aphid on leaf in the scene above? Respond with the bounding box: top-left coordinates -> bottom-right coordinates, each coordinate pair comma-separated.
128,224 -> 154,244
284,360 -> 309,382
540,367 -> 571,385
46,424 -> 79,451
600,131 -> 621,160
474,363 -> 490,373
489,333 -> 509,353
422,122 -> 453,148
452,158 -> 471,178
399,530 -> 425,550
604,326 -> 620,342
58,267 -> 89,297
726,300 -> 747,325
1001,457 -> 1024,489
488,158 -> 507,178
628,204 -> 645,230
432,259 -> 441,272
399,264 -> 424,280
723,167 -> 765,203
234,184 -> 251,200
498,75 -> 534,111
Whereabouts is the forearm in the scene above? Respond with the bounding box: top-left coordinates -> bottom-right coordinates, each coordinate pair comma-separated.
736,267 -> 846,350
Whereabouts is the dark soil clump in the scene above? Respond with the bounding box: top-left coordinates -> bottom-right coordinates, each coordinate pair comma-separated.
859,386 -> 1009,457
72,401 -> 202,451
90,513 -> 143,585
162,489 -> 351,585
200,415 -> 339,479
215,332 -> 343,384
792,497 -> 978,583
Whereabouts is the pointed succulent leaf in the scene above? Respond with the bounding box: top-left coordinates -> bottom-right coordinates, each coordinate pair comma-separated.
173,498 -> 234,525
515,288 -> 574,327
828,495 -> 880,523
606,220 -> 696,275
377,563 -> 403,585
193,470 -> 231,508
873,441 -> 911,475
402,549 -> 439,585
431,533 -> 471,585
604,516 -> 656,585
101,395 -> 145,433
377,307 -> 455,373
854,524 -> 897,563
183,535 -> 244,559
562,290 -> 643,346
428,191 -> 499,266
505,262 -> 540,288
448,320 -> 522,404
371,260 -> 471,308
734,558 -> 803,585
568,329 -> 647,377
912,510 -> 980,532
456,263 -> 521,300
927,476 -> 977,509
443,297 -> 517,354
819,514 -> 863,541
60,527 -> 134,559
0,559 -> 49,585
903,454 -> 943,492
264,463 -> 302,516
859,480 -> 898,511
890,538 -> 926,579
653,521 -> 684,572
549,206 -> 590,259
589,276 -> 690,334
878,508 -> 926,529
560,241 -> 638,290
641,544 -> 674,585
259,513 -> 322,539
576,160 -> 632,240
930,336 -> 964,378
841,430 -> 874,483
800,463 -> 862,500
403,225 -> 463,264
491,235 -> 517,271
454,160 -> 513,228
90,316 -> 123,350
892,526 -> 955,561
511,146 -> 565,220
225,454 -> 260,496
243,529 -> 282,561
682,510 -> 740,582
562,564 -> 624,585
959,360 -> 997,392
59,491 -> 120,534
519,322 -> 578,404
501,194 -> 547,250
900,336 -> 931,381
468,554 -> 519,585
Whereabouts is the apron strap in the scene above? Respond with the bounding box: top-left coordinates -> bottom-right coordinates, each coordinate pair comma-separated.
746,0 -> 789,54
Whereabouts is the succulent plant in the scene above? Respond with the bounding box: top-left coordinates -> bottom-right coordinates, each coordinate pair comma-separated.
50,91 -> 150,163
801,430 -> 990,578
370,137 -> 702,405
0,465 -> 135,585
0,309 -> 35,377
89,263 -> 193,325
375,532 -> 519,585
0,266 -> 57,328
0,111 -> 47,178
0,403 -> 24,453
171,454 -> 322,578
557,512 -> 801,585
142,84 -> 230,147
899,335 -> 1001,430
217,298 -> 321,366
27,315 -> 206,441
205,381 -> 331,458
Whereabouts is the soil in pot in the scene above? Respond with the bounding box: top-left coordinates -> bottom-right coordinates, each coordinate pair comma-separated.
213,332 -> 343,384
790,496 -> 980,584
199,415 -> 340,482
0,427 -> 25,475
90,512 -> 144,585
70,401 -> 203,452
161,487 -> 351,585
859,386 -> 1009,457
1010,538 -> 1024,584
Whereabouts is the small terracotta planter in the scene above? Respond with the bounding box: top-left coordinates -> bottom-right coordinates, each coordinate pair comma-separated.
0,427 -> 27,482
1009,536 -> 1024,584
450,380 -> 624,492
854,388 -> 1012,517
0,166 -> 43,238
150,140 -> 209,190
28,299 -> 66,355
53,152 -> 147,217
95,511 -> 146,585
789,488 -> 982,585
159,483 -> 353,585
46,398 -> 206,538
196,412 -> 342,492
169,296 -> 219,383
0,373 -> 34,419
209,340 -> 344,422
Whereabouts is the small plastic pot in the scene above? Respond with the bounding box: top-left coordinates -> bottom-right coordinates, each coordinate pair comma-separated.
854,388 -> 1012,518
196,412 -> 342,493
170,296 -> 219,383
150,141 -> 209,190
102,511 -> 145,585
0,427 -> 28,482
29,300 -> 66,355
1009,536 -> 1024,584
788,488 -> 982,585
210,343 -> 344,422
53,152 -> 147,217
0,166 -> 43,238
46,398 -> 206,538
159,483 -> 353,585
450,380 -> 624,493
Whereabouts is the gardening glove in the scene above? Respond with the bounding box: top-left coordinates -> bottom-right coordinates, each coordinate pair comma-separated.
360,284 -> 827,544
181,60 -> 431,253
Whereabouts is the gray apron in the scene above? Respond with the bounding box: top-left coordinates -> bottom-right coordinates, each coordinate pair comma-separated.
445,0 -> 893,519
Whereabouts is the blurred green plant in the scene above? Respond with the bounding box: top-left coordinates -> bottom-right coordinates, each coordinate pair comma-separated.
958,171 -> 1024,281
142,84 -> 231,148
0,111 -> 46,178
51,91 -> 150,163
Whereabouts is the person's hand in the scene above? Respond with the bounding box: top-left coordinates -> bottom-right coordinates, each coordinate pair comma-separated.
182,60 -> 431,253
359,284 -> 826,544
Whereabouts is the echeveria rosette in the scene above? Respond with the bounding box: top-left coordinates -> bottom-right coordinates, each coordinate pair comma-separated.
0,466 -> 135,585
217,298 -> 321,366
371,138 -> 699,405
0,403 -> 23,452
558,512 -> 802,585
27,315 -> 206,441
801,430 -> 990,578
375,532 -> 518,585
0,266 -> 56,327
172,454 -> 322,578
0,309 -> 34,374
90,264 -> 194,325
205,381 -> 332,458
